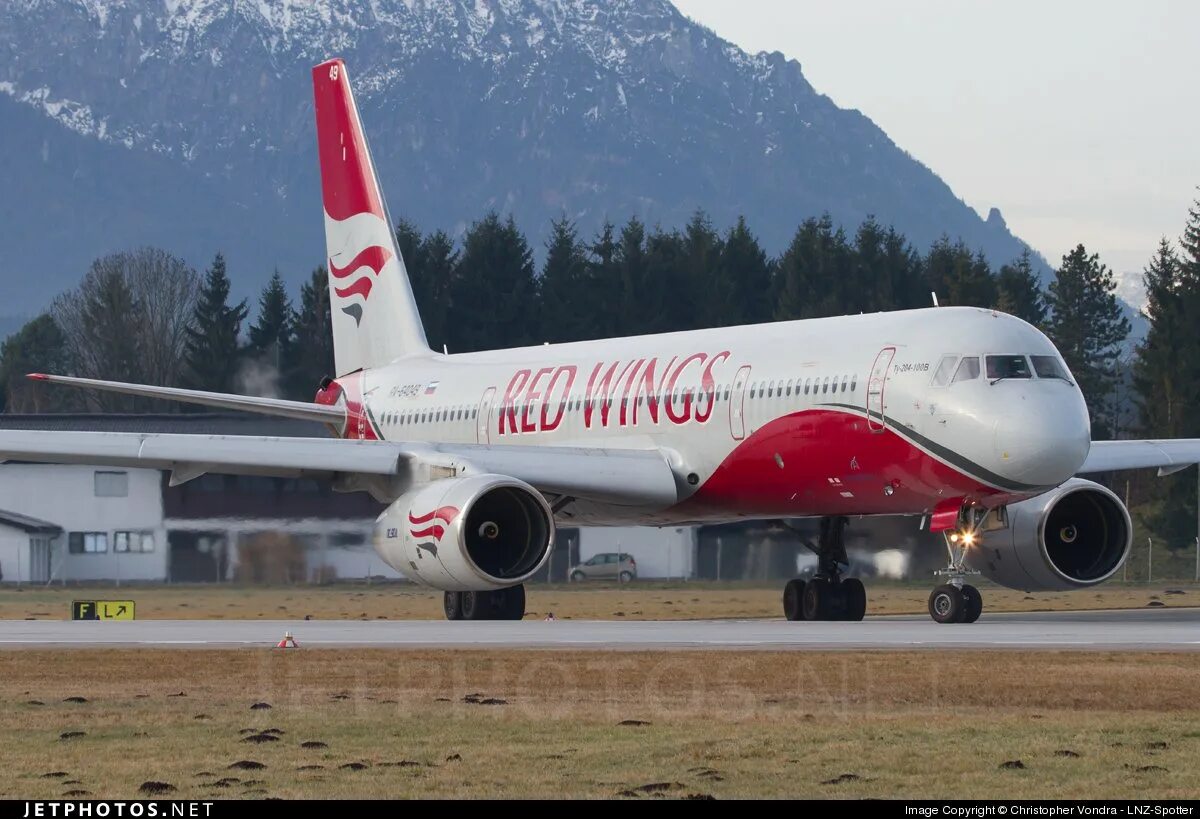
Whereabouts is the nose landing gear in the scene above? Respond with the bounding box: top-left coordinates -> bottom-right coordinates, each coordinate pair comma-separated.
781,516 -> 867,622
928,508 -> 990,624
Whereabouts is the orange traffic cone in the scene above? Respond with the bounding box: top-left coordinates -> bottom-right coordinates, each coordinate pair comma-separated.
275,631 -> 298,649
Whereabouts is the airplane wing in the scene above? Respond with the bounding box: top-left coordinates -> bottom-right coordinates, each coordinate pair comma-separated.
1080,439 -> 1200,476
0,430 -> 679,507
26,373 -> 344,424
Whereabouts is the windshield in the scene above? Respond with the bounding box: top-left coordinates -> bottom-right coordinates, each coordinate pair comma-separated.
986,355 -> 1032,381
1030,355 -> 1071,382
952,357 -> 980,383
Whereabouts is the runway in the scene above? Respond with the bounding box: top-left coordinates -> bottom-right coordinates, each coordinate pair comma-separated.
0,607 -> 1197,650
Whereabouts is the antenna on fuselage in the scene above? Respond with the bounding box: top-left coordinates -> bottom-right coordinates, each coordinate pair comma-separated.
930,291 -> 940,307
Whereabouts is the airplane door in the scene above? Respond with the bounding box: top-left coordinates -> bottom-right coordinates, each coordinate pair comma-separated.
728,365 -> 752,440
476,387 -> 496,444
866,347 -> 896,432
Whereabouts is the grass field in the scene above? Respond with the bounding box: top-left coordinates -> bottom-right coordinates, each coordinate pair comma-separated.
0,580 -> 1195,621
1,649 -> 1198,799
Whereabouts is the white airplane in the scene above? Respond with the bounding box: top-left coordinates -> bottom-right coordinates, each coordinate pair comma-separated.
8,58 -> 1199,624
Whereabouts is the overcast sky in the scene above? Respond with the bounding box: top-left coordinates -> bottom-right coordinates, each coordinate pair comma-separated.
674,0 -> 1199,284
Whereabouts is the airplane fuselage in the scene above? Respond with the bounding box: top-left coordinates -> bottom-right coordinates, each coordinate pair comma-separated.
327,305 -> 1092,526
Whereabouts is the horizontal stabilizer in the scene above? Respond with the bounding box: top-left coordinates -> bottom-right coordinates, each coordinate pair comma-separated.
27,373 -> 345,425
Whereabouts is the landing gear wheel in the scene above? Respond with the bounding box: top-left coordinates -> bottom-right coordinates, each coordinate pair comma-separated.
928,584 -> 966,624
443,591 -> 463,621
497,584 -> 526,621
783,579 -> 806,621
841,578 -> 867,622
459,590 -> 487,621
960,584 -> 983,624
802,577 -> 833,621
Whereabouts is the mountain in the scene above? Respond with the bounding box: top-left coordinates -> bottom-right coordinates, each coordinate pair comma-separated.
0,0 -> 1044,314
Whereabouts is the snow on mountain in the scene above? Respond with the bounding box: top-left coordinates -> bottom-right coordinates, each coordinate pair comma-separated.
0,0 -> 1043,313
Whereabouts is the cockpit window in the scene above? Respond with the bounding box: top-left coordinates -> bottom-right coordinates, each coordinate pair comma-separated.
931,355 -> 958,387
986,355 -> 1032,381
1031,355 -> 1070,382
952,357 -> 981,383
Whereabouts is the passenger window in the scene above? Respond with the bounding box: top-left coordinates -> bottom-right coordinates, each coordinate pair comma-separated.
822,376 -> 830,394
841,375 -> 848,393
850,374 -> 857,392
985,355 -> 1031,381
931,355 -> 958,387
952,357 -> 981,383
1031,355 -> 1070,381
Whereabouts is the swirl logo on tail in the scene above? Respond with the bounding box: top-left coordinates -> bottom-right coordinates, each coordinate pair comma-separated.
330,244 -> 393,325
408,506 -> 460,557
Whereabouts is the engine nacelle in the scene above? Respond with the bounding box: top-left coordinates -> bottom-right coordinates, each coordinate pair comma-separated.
373,474 -> 554,591
967,478 -> 1131,591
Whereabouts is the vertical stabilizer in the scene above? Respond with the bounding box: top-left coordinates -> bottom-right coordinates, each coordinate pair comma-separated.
312,58 -> 429,375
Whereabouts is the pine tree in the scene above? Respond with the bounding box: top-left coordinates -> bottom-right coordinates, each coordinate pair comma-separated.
184,253 -> 248,394
248,270 -> 293,369
587,221 -> 622,337
539,217 -> 593,342
284,266 -> 334,399
881,226 -> 928,311
641,227 -> 688,333
1132,238 -> 1194,545
995,250 -> 1047,326
925,237 -> 995,307
0,314 -> 78,413
680,210 -> 722,329
713,216 -> 772,326
774,215 -> 852,320
613,217 -> 647,336
416,229 -> 457,352
1045,244 -> 1131,439
448,213 -> 538,352
80,263 -> 143,409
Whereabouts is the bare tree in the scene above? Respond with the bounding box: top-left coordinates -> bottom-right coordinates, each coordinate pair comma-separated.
52,248 -> 199,411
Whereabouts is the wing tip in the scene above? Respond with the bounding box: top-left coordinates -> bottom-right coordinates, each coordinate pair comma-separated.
26,373 -> 49,381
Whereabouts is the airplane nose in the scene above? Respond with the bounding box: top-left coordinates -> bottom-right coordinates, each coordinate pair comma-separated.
993,391 -> 1090,487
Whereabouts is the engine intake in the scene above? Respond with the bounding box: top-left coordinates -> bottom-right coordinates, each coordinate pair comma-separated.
967,478 -> 1131,591
374,474 -> 554,591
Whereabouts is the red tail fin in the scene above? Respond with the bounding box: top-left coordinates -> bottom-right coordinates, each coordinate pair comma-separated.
312,58 -> 429,373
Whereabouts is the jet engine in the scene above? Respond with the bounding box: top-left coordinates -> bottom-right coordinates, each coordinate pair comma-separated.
966,478 -> 1131,591
374,474 -> 554,591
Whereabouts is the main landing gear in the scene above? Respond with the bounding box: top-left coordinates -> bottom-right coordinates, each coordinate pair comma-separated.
444,584 -> 526,621
782,516 -> 867,622
927,510 -> 987,624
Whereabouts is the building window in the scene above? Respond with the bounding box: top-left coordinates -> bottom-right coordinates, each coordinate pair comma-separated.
114,531 -> 155,553
94,471 -> 129,498
69,532 -> 108,554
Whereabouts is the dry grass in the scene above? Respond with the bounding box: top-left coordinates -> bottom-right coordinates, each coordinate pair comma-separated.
1,649 -> 1198,799
2,581 -> 1196,621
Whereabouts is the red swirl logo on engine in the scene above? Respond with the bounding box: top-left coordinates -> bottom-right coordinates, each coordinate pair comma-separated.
408,506 -> 460,556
